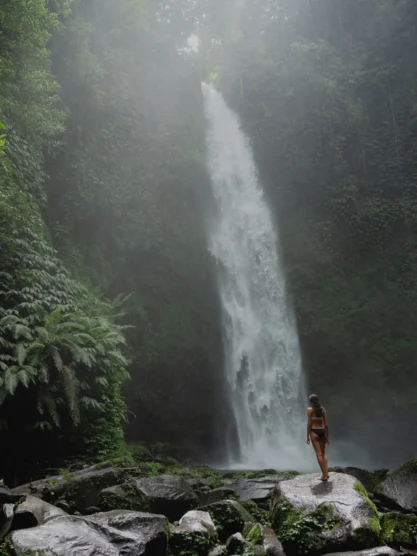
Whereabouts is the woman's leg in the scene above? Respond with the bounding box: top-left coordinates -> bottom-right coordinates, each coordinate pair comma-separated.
311,433 -> 327,479
319,440 -> 328,479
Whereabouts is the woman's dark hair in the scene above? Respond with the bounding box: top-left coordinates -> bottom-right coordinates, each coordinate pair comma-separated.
309,394 -> 323,417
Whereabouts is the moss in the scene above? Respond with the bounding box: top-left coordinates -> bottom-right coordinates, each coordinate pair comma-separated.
395,458 -> 417,474
353,516 -> 382,549
273,501 -> 342,555
353,482 -> 379,516
381,512 -> 417,547
246,523 -> 262,545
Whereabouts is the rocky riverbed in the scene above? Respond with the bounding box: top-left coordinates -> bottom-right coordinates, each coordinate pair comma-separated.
0,459 -> 416,555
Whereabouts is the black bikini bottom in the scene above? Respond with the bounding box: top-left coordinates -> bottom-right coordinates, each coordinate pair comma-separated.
311,429 -> 326,439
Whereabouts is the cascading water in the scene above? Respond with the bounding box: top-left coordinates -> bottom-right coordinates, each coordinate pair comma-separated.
202,83 -> 307,469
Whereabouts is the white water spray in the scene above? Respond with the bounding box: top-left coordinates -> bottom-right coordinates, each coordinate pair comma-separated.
202,84 -> 307,469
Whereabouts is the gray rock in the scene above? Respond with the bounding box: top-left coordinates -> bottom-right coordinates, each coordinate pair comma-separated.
0,487 -> 24,506
226,532 -> 250,554
225,476 -> 288,504
12,495 -> 66,530
132,474 -> 198,521
11,510 -> 168,556
100,484 -> 149,512
378,459 -> 417,512
12,463 -> 143,513
179,510 -> 216,534
198,487 -> 237,506
329,468 -> 388,494
169,510 -> 217,555
323,548 -> 407,556
262,526 -> 286,556
271,473 -> 381,555
199,500 -> 255,542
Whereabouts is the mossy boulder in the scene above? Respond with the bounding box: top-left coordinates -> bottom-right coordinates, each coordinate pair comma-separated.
199,500 -> 255,542
381,512 -> 417,548
132,475 -> 199,521
11,463 -> 143,514
100,483 -> 150,512
271,473 -> 381,555
330,467 -> 388,494
377,459 -> 417,511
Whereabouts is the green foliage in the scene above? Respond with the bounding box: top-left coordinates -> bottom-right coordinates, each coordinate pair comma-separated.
243,501 -> 270,527
381,513 -> 417,548
274,502 -> 342,554
169,529 -> 217,556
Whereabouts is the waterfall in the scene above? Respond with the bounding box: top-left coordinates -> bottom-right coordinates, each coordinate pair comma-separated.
202,84 -> 306,469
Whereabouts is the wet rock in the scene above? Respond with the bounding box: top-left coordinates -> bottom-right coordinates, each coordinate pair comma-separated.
323,548 -> 407,556
378,459 -> 417,512
179,510 -> 217,534
12,495 -> 66,530
329,468 -> 389,495
225,476 -> 288,504
199,500 -> 255,542
381,512 -> 417,548
131,474 -> 199,521
271,473 -> 381,555
198,487 -> 237,506
169,510 -> 217,555
11,510 -> 168,556
100,483 -> 149,512
11,463 -> 143,513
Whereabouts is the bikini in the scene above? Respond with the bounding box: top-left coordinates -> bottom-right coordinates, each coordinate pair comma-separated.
310,410 -> 326,439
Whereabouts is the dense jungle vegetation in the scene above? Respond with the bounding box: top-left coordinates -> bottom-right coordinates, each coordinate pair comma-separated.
0,0 -> 416,481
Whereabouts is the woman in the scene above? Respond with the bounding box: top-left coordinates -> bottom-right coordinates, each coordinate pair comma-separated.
307,394 -> 329,481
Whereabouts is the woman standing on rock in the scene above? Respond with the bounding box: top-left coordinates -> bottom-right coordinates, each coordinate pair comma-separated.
307,394 -> 329,481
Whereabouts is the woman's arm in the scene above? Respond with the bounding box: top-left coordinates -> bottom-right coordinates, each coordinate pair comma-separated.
323,409 -> 329,444
306,408 -> 312,444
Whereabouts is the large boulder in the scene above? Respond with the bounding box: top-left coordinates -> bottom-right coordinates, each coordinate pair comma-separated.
225,476 -> 286,505
377,459 -> 417,512
10,510 -> 169,556
199,500 -> 255,542
11,463 -> 143,513
130,475 -> 199,521
198,488 -> 237,506
100,484 -> 149,512
11,495 -> 67,530
323,549 -> 406,556
381,512 -> 417,548
271,473 -> 381,555
169,510 -> 217,555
